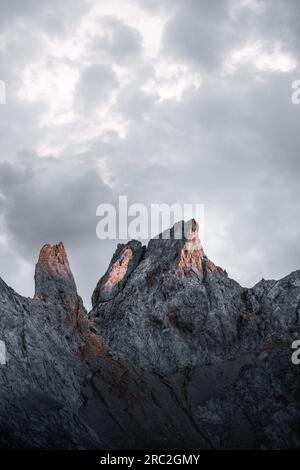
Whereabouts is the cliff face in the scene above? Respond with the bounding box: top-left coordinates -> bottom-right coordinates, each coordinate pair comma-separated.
0,220 -> 299,449
91,220 -> 299,373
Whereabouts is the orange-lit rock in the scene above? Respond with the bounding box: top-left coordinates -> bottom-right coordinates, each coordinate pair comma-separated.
35,242 -> 73,280
103,247 -> 133,294
34,241 -> 87,332
92,240 -> 144,306
178,219 -> 205,274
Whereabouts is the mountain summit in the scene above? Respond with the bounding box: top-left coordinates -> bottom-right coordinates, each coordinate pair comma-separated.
0,221 -> 299,449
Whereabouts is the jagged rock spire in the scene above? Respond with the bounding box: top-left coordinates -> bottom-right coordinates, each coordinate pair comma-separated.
34,242 -> 87,330
35,242 -> 73,279
147,218 -> 221,276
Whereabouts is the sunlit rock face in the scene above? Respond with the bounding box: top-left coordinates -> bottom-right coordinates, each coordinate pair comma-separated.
0,221 -> 299,450
177,219 -> 221,275
92,240 -> 144,305
34,242 -> 87,331
179,223 -> 204,274
35,242 -> 77,304
102,247 -> 133,293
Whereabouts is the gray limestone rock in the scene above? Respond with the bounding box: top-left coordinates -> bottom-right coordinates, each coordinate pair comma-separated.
0,221 -> 299,449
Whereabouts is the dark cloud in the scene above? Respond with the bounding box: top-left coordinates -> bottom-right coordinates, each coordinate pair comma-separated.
162,0 -> 300,72
0,153 -> 114,306
75,64 -> 119,112
0,0 -> 300,308
0,0 -> 44,26
105,66 -> 300,286
96,17 -> 143,63
163,0 -> 235,69
253,0 -> 300,52
117,86 -> 156,119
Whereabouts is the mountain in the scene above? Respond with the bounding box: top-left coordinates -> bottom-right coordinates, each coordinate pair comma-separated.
0,220 -> 299,449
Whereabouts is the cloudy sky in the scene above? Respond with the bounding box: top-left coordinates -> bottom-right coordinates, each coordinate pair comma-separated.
0,0 -> 300,308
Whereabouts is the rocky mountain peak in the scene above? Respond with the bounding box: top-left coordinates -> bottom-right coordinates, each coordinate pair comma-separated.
145,219 -> 222,278
35,242 -> 73,280
0,222 -> 299,450
35,242 -> 76,300
92,219 -> 223,310
34,242 -> 87,330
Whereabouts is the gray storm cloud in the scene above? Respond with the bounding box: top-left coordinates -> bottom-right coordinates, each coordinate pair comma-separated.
0,0 -> 300,308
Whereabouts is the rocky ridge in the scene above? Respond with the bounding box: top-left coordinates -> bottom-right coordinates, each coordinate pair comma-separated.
0,220 -> 299,449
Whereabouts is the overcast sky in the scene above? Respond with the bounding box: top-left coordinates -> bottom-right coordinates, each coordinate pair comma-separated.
0,0 -> 300,308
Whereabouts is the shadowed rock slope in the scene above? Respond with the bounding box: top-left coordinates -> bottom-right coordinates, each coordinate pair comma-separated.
0,221 -> 300,449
